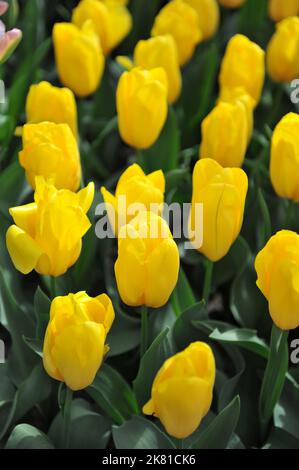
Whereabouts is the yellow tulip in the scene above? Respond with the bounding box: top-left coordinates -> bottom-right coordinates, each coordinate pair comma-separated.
26,81 -> 78,139
183,0 -> 220,40
200,101 -> 248,167
267,17 -> 299,83
219,34 -> 265,103
189,159 -> 248,262
218,86 -> 255,143
269,0 -> 299,22
151,0 -> 202,66
6,178 -> 94,277
143,342 -> 215,439
255,230 -> 299,330
43,291 -> 115,391
72,0 -> 132,55
53,21 -> 105,98
101,163 -> 165,234
270,113 -> 299,201
116,67 -> 168,149
19,122 -> 81,192
218,0 -> 245,7
115,211 -> 180,308
134,35 -> 182,104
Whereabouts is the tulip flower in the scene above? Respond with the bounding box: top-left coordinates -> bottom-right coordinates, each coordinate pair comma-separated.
183,0 -> 220,40
218,0 -> 245,7
189,159 -> 248,262
267,17 -> 299,83
143,342 -> 216,439
115,211 -> 180,308
19,122 -> 81,192
6,178 -> 94,277
219,34 -> 265,103
151,0 -> 202,66
0,1 -> 8,16
268,0 -> 299,22
200,101 -> 248,168
134,35 -> 182,104
72,0 -> 132,55
116,67 -> 168,149
53,21 -> 105,98
26,82 -> 78,139
0,3 -> 22,66
270,113 -> 299,202
219,87 -> 255,143
101,163 -> 165,234
43,291 -> 115,391
255,230 -> 299,330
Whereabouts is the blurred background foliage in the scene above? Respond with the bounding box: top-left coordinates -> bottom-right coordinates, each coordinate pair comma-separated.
0,0 -> 299,450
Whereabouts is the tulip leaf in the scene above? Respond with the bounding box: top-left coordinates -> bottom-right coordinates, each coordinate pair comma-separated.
172,301 -> 208,351
189,396 -> 241,449
140,106 -> 180,173
22,336 -> 43,358
263,427 -> 299,450
208,328 -> 269,359
0,161 -> 27,211
171,266 -> 196,316
133,328 -> 172,409
48,399 -> 111,449
213,236 -> 250,288
87,363 -> 139,425
34,286 -> 50,341
259,325 -> 289,437
5,424 -> 55,449
274,379 -> 299,440
112,415 -> 175,450
0,363 -> 53,441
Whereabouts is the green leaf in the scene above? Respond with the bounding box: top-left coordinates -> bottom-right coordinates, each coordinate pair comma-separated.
259,325 -> 289,431
87,363 -> 139,425
34,286 -> 50,341
171,267 -> 196,316
48,399 -> 111,449
0,363 -> 53,440
257,188 -> 272,244
140,107 -> 180,173
22,336 -> 43,358
172,301 -> 208,351
112,415 -> 175,450
274,378 -> 299,440
209,328 -> 269,359
133,328 -> 172,409
107,305 -> 141,357
0,162 -> 27,212
263,427 -> 299,450
213,236 -> 250,288
189,396 -> 241,449
5,424 -> 54,449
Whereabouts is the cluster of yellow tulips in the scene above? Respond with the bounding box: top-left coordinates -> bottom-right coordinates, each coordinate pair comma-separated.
3,0 -> 299,444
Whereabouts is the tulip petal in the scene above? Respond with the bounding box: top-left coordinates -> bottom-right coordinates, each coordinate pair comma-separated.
6,225 -> 43,275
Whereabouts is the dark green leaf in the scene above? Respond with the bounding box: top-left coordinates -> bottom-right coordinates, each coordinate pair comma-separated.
5,424 -> 54,449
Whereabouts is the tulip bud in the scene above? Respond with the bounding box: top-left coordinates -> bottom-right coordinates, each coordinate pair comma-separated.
151,0 -> 202,66
218,0 -> 245,7
6,178 -> 94,277
43,291 -> 115,391
266,17 -> 299,83
0,27 -> 22,64
115,211 -> 180,308
19,122 -> 81,192
219,34 -> 265,103
189,159 -> 248,262
26,82 -> 78,139
53,21 -> 105,98
116,67 -> 168,149
255,230 -> 299,330
134,35 -> 182,104
218,86 -> 255,143
270,113 -> 299,202
200,101 -> 248,168
268,0 -> 299,22
72,0 -> 132,55
101,163 -> 165,234
143,342 -> 216,439
0,1 -> 8,16
183,0 -> 220,40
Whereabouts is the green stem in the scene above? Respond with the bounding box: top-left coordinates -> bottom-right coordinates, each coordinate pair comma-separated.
50,276 -> 57,300
284,200 -> 295,229
62,386 -> 73,449
140,305 -> 148,358
202,259 -> 213,303
258,188 -> 272,243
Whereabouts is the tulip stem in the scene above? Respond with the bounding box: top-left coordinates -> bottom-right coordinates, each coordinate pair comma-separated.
284,200 -> 295,229
202,259 -> 213,303
50,276 -> 57,300
62,386 -> 73,449
140,305 -> 148,358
